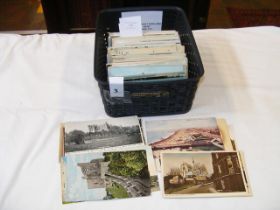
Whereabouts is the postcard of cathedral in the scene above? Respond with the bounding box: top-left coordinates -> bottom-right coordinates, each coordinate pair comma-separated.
161,151 -> 251,198
60,116 -> 144,155
61,149 -> 152,203
141,117 -> 234,170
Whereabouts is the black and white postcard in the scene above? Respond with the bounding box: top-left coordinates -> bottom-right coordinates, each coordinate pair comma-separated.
62,116 -> 143,153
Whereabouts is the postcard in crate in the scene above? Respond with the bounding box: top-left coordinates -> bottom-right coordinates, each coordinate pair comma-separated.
161,151 -> 251,198
141,117 -> 234,169
108,30 -> 181,48
106,30 -> 188,80
61,149 -> 152,202
107,43 -> 185,57
108,64 -> 187,80
59,116 -> 144,156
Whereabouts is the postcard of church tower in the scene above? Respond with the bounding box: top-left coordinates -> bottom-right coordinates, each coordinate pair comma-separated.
161,151 -> 251,198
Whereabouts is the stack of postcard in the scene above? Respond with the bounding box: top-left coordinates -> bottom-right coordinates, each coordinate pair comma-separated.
141,117 -> 251,198
107,30 -> 188,80
59,116 -> 251,203
59,116 -> 158,203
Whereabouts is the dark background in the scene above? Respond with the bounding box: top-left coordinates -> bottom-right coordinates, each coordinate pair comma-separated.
0,0 -> 279,33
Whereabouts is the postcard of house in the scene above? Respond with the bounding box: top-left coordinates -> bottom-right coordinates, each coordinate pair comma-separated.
61,116 -> 144,154
61,149 -> 151,203
161,151 -> 251,198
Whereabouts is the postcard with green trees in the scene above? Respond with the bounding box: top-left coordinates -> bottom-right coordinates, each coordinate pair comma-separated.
62,150 -> 151,202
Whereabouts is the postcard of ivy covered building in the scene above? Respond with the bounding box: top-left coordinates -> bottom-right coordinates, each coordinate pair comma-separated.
161,151 -> 250,198
62,150 -> 151,202
62,116 -> 143,153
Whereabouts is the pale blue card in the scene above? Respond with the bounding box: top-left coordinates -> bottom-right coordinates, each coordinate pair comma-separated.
108,64 -> 186,80
63,153 -> 106,202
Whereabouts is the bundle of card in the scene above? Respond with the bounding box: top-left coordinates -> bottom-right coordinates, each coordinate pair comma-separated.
140,116 -> 251,198
59,116 -> 159,203
141,117 -> 235,170
61,147 -> 159,202
58,115 -> 251,202
107,30 -> 188,80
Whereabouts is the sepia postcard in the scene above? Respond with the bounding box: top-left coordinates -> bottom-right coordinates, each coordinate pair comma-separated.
62,149 -> 152,202
60,116 -> 144,155
161,151 -> 251,198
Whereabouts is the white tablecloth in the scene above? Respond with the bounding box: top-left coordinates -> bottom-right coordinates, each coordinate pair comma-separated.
0,26 -> 279,210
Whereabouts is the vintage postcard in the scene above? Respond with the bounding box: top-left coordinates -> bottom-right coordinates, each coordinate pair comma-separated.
61,116 -> 143,154
108,30 -> 179,38
107,44 -> 185,56
142,117 -> 234,159
108,64 -> 187,80
105,145 -> 159,192
237,151 -> 251,193
62,149 -> 151,202
161,151 -> 250,198
107,30 -> 188,80
109,30 -> 181,48
91,144 -> 159,192
108,53 -> 187,65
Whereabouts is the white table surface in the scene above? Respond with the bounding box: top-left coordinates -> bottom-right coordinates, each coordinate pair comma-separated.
0,26 -> 279,210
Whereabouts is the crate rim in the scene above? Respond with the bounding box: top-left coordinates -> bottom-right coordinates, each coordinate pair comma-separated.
96,76 -> 201,86
97,6 -> 187,16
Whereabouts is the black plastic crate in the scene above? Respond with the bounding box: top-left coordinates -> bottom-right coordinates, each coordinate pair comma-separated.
94,7 -> 204,117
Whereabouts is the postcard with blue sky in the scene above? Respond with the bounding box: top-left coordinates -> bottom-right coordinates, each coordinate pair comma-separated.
62,149 -> 151,203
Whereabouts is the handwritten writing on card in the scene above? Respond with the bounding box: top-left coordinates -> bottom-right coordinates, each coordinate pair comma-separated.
122,11 -> 163,31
